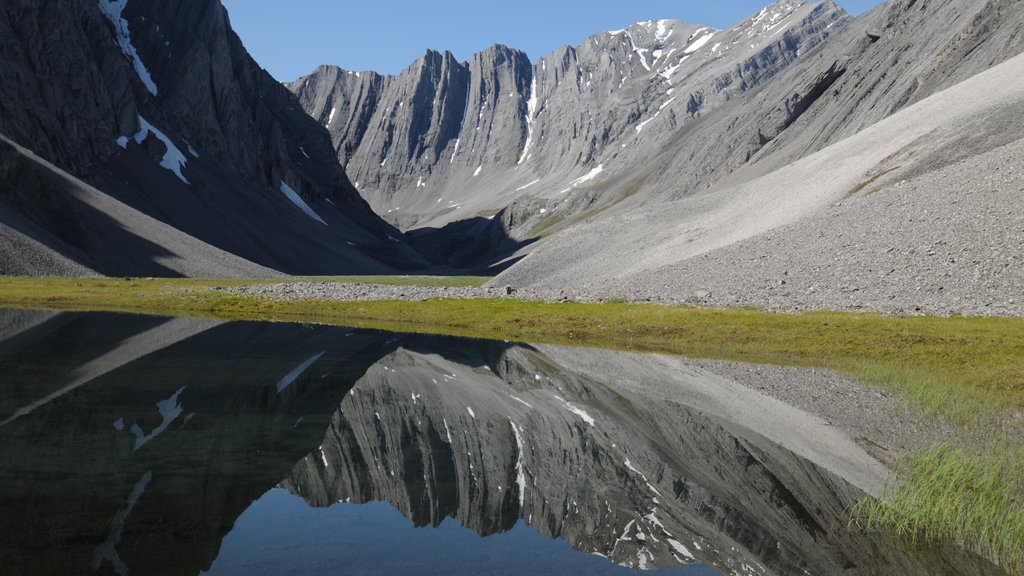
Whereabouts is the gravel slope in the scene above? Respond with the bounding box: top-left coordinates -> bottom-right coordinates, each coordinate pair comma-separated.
490,52 -> 1024,317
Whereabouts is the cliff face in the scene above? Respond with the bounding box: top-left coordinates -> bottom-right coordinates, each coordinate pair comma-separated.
292,0 -> 847,231
0,0 -> 425,276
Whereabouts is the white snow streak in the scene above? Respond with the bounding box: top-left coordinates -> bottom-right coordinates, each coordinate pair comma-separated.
473,165 -> 482,177
279,181 -> 328,226
327,106 -> 336,127
97,0 -> 158,95
515,179 -> 541,191
450,138 -> 461,164
517,76 -> 539,165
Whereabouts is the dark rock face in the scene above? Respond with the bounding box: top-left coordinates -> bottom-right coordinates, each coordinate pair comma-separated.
0,0 -> 425,276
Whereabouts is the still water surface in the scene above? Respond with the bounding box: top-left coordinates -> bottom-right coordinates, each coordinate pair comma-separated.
0,310 -> 1003,575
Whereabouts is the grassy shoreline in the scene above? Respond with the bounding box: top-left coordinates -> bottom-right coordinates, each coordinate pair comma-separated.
2,276 -> 1022,571
2,276 -> 1021,418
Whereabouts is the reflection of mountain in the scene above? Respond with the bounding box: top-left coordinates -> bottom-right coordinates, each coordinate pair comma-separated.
0,312 -> 406,576
0,310 -> 1006,576
284,346 -> 1006,576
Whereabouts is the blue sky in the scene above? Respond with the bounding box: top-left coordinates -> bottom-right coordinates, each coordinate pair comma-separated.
222,0 -> 883,81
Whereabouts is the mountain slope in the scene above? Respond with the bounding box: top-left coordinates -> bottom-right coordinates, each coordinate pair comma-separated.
292,0 -> 847,232
0,0 -> 425,276
493,50 -> 1024,316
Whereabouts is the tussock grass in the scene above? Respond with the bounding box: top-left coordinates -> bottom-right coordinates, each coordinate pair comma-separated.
854,444 -> 1024,574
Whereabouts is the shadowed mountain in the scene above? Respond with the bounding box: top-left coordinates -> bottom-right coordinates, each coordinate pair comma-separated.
0,0 -> 427,276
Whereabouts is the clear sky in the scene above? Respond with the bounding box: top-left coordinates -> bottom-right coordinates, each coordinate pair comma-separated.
221,0 -> 883,81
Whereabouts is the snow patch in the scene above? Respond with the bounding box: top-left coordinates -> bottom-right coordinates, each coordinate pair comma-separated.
571,164 -> 604,186
656,20 -> 673,41
97,0 -> 158,96
327,106 -> 336,127
279,181 -> 328,226
684,30 -> 716,54
517,76 -> 539,165
129,116 -> 189,183
473,165 -> 483,177
467,406 -> 476,419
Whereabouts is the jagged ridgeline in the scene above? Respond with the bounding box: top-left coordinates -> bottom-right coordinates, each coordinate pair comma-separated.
292,0 -> 1024,287
291,0 -> 847,232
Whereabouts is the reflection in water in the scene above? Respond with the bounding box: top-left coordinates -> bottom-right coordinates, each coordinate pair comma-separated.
0,310 -> 1007,576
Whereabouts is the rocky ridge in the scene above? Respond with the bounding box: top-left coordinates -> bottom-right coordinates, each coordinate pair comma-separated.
292,0 -> 847,231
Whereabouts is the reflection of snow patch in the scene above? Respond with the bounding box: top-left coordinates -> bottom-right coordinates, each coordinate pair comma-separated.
130,387 -> 186,449
466,406 -> 476,419
443,417 -> 453,443
276,352 -> 326,393
510,420 -> 527,508
92,470 -> 153,574
667,538 -> 694,559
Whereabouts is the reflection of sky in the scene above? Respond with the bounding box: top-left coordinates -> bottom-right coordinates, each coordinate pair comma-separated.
204,489 -> 720,576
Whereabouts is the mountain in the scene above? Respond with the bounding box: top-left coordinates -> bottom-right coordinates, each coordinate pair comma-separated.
0,0 -> 425,276
292,0 -> 847,234
294,0 -> 1024,305
491,0 -> 1024,314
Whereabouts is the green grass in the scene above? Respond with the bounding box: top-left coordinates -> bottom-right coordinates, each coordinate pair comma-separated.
1,277 -> 1021,418
854,444 -> 1024,574
1,275 -> 1022,568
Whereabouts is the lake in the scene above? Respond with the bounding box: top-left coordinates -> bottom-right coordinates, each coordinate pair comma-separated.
0,310 -> 1005,575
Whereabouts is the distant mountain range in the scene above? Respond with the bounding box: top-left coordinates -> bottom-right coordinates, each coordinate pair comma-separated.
2,0 -> 1023,308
